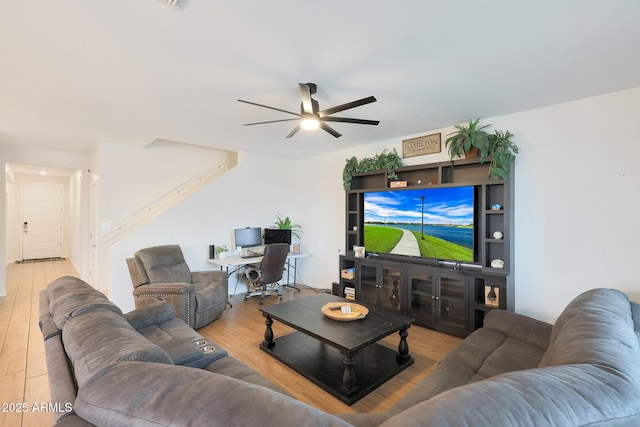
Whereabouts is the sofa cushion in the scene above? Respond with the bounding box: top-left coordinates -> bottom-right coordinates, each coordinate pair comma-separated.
62,310 -> 173,388
380,363 -> 640,427
47,276 -> 123,329
204,356 -> 286,394
539,288 -> 639,372
136,317 -> 227,368
75,362 -> 352,427
386,324 -> 547,417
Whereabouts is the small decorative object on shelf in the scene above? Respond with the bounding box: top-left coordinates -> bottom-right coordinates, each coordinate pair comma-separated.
484,286 -> 500,307
490,259 -> 505,269
491,203 -> 503,210
344,286 -> 356,301
341,268 -> 355,280
390,180 -> 408,188
493,231 -> 504,239
354,246 -> 365,258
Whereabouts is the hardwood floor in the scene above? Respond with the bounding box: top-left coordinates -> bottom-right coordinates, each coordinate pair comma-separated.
0,259 -> 78,427
200,287 -> 463,415
0,260 -> 462,426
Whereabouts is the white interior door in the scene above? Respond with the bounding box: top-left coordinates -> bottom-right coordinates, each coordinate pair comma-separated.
22,182 -> 63,260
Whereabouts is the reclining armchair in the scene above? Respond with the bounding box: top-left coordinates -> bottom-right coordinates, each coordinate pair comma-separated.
126,245 -> 228,329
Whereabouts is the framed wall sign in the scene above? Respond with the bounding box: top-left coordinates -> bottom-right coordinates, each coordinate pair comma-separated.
402,133 -> 441,158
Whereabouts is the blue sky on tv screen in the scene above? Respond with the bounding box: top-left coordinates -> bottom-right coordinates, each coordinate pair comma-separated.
364,187 -> 474,226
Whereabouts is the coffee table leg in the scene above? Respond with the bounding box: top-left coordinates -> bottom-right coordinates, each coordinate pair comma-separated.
340,351 -> 358,396
396,327 -> 412,363
263,314 -> 275,348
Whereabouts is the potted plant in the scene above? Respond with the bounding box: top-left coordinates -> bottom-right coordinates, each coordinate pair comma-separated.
274,214 -> 302,240
214,245 -> 229,259
444,118 -> 492,163
488,130 -> 518,180
445,118 -> 518,180
342,148 -> 403,190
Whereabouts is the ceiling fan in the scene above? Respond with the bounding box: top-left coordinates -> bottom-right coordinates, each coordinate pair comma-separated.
238,83 -> 379,138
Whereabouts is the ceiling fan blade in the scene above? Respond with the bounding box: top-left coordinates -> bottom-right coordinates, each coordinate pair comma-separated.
322,117 -> 380,126
285,124 -> 301,139
298,83 -> 315,115
319,121 -> 342,138
318,96 -> 377,118
238,99 -> 300,117
242,118 -> 300,126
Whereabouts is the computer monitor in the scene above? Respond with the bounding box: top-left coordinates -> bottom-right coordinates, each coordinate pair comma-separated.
264,228 -> 292,245
234,227 -> 262,248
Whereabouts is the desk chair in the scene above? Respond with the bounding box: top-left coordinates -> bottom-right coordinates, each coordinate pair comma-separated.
244,243 -> 289,304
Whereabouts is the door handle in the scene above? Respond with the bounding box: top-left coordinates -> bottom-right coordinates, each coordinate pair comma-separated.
23,222 -> 28,233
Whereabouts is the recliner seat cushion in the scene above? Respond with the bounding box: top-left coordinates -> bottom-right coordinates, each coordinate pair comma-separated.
62,310 -> 173,388
193,282 -> 226,313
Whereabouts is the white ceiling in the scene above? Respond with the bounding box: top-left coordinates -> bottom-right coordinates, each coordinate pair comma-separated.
1,0 -> 639,159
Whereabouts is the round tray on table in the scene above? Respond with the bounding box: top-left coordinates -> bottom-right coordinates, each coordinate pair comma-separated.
321,302 -> 369,321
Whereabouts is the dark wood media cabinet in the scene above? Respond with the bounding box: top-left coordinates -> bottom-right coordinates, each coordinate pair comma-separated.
335,157 -> 514,337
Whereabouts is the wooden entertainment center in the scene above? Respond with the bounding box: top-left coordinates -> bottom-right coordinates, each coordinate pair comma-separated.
333,157 -> 514,337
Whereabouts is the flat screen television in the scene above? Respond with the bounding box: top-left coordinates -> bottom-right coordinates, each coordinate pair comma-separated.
234,227 -> 262,248
264,229 -> 292,245
363,186 -> 475,263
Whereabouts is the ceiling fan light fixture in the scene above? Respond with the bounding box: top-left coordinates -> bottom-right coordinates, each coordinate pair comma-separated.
238,82 -> 378,138
300,116 -> 320,130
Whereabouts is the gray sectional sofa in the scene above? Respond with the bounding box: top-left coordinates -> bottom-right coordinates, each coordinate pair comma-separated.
40,276 -> 640,426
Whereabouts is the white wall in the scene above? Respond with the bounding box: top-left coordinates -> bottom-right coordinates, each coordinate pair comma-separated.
495,87 -> 640,321
108,151 -> 297,312
296,86 -> 640,323
93,141 -> 236,294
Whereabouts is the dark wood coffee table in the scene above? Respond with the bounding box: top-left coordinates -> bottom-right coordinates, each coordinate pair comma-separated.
259,293 -> 414,405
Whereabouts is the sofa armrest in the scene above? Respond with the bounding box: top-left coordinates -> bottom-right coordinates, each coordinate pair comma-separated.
483,309 -> 552,350
132,282 -> 197,328
192,270 -> 228,286
380,364 -> 640,427
132,282 -> 195,297
125,300 -> 176,330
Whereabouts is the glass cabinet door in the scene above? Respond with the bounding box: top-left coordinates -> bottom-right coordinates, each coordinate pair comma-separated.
438,275 -> 467,331
358,263 -> 378,306
408,269 -> 435,327
380,267 -> 403,312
